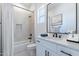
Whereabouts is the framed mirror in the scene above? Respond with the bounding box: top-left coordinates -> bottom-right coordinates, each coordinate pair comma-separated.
47,3 -> 77,34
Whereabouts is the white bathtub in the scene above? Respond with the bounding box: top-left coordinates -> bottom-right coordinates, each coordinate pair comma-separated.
14,40 -> 36,56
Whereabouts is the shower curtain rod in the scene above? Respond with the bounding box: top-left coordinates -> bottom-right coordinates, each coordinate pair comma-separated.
11,4 -> 33,13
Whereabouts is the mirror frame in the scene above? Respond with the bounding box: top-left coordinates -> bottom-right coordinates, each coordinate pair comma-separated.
47,3 -> 77,34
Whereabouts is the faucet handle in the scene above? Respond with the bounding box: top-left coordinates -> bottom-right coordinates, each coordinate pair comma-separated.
59,35 -> 61,38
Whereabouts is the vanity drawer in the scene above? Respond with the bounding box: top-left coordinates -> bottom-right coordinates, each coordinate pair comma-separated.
57,45 -> 72,56
57,45 -> 79,56
36,38 -> 79,56
36,39 -> 57,52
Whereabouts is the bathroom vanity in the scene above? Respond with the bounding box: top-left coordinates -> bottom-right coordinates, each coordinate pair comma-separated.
36,36 -> 79,56
36,3 -> 79,56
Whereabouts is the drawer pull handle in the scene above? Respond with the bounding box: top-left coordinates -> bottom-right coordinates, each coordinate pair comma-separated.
60,51 -> 72,56
45,50 -> 49,56
37,40 -> 40,43
45,50 -> 47,56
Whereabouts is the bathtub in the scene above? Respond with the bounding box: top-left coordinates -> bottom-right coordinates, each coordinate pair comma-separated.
14,40 -> 36,56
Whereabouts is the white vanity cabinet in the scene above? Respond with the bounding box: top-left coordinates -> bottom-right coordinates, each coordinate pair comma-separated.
36,40 -> 45,56
57,45 -> 79,56
36,43 -> 55,56
36,37 -> 79,56
36,39 -> 58,56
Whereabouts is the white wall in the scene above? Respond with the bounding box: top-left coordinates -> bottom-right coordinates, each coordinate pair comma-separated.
13,6 -> 33,42
2,3 -> 14,56
0,4 -> 2,55
48,3 -> 76,33
28,14 -> 35,42
13,3 -> 47,43
77,3 -> 79,33
34,4 -> 47,38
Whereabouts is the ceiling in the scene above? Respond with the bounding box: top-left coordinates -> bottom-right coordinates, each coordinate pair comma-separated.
13,3 -> 46,16
20,3 -> 46,11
